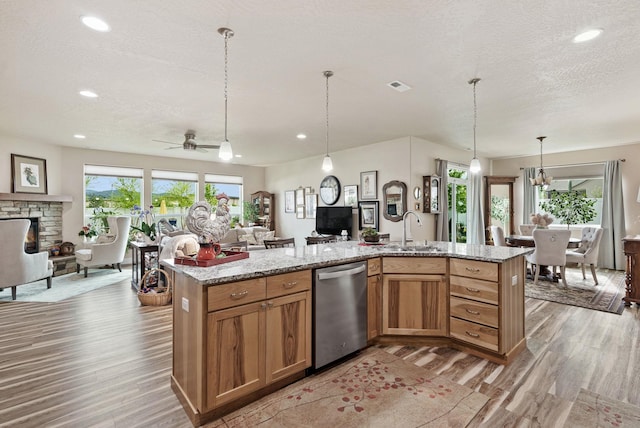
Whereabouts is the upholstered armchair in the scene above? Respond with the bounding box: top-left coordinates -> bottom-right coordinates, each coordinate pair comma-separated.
566,227 -> 604,285
489,226 -> 507,246
0,219 -> 53,300
526,229 -> 572,286
76,216 -> 131,277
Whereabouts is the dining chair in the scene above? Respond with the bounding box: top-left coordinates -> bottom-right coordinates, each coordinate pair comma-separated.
565,227 -> 604,285
489,226 -> 507,246
519,224 -> 536,236
264,237 -> 295,249
305,235 -> 337,245
526,229 -> 572,286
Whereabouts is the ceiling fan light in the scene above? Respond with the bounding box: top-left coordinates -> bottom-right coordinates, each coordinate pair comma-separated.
469,157 -> 481,174
218,140 -> 233,161
322,154 -> 333,172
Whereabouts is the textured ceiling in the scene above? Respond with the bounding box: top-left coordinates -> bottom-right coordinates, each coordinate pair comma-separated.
1,0 -> 639,166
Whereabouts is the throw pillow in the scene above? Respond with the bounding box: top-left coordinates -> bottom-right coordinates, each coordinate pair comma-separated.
255,230 -> 275,245
239,234 -> 258,245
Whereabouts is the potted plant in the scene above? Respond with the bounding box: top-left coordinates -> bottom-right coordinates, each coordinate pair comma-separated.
243,201 -> 259,226
361,227 -> 380,243
539,190 -> 597,228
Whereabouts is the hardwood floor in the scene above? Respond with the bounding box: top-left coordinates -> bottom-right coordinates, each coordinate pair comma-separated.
1,270 -> 638,427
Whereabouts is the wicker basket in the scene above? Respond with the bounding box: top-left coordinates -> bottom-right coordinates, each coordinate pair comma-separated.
137,268 -> 172,306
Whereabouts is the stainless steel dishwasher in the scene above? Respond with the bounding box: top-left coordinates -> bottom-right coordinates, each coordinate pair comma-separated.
313,261 -> 368,369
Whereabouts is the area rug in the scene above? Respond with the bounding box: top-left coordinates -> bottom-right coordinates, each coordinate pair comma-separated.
565,389 -> 640,427
0,268 -> 130,303
218,347 -> 488,427
524,267 -> 626,314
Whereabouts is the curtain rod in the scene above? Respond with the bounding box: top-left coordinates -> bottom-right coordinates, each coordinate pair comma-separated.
519,159 -> 625,170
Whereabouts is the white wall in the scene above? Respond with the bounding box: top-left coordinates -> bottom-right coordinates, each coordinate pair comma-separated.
266,136 -> 485,245
491,142 -> 640,236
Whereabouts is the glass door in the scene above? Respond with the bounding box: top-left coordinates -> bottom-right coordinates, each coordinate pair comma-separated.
447,167 -> 468,243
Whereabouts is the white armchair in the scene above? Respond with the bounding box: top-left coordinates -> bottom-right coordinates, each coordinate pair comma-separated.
75,216 -> 131,277
566,227 -> 604,285
0,219 -> 53,300
526,229 -> 572,286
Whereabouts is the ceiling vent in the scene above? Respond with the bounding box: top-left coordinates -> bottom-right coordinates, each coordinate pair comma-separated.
387,80 -> 412,92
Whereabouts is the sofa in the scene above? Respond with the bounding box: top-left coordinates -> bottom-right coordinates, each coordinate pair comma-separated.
219,226 -> 276,251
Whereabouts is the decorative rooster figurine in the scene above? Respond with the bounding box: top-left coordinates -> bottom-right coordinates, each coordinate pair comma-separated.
185,194 -> 231,244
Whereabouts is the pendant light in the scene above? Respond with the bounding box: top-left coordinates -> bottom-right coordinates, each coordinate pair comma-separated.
468,78 -> 481,174
217,27 -> 234,161
530,136 -> 553,189
321,70 -> 334,172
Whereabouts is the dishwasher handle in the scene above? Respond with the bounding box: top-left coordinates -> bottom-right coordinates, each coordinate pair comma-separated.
317,264 -> 366,281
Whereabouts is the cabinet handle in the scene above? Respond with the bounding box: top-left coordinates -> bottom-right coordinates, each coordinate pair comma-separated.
465,309 -> 480,315
465,287 -> 480,293
465,267 -> 481,273
267,301 -> 274,308
230,290 -> 248,300
261,303 -> 267,309
283,281 -> 298,289
465,331 -> 480,338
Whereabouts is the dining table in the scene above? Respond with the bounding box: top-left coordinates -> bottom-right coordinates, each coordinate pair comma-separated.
505,234 -> 581,283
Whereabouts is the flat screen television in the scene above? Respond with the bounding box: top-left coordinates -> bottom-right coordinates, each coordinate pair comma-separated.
315,206 -> 353,237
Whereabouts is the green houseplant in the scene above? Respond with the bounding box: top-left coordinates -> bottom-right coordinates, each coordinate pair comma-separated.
243,201 -> 259,226
361,227 -> 380,243
539,190 -> 597,228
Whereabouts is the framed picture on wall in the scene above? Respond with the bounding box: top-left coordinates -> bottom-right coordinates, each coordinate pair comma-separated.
360,171 -> 377,200
285,190 -> 295,213
305,194 -> 318,219
358,201 -> 379,230
11,154 -> 48,194
344,185 -> 358,207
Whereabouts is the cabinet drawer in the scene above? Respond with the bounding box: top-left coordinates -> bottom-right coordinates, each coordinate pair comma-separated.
368,258 -> 381,276
450,259 -> 498,282
208,278 -> 266,312
383,257 -> 446,274
267,270 -> 311,299
450,317 -> 498,352
450,296 -> 498,328
450,275 -> 499,305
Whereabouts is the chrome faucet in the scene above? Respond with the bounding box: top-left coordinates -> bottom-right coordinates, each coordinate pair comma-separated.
402,211 -> 423,247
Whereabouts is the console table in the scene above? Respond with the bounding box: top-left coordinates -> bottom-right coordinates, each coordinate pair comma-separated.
130,241 -> 158,291
623,236 -> 640,306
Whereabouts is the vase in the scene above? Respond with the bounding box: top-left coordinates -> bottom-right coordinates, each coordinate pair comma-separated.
197,243 -> 222,260
534,225 -> 547,230
143,235 -> 157,245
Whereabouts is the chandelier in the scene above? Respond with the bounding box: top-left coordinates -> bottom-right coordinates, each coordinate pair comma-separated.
217,27 -> 234,161
530,136 -> 552,188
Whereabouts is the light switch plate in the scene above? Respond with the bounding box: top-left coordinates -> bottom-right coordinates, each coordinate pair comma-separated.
182,297 -> 189,312
511,275 -> 518,286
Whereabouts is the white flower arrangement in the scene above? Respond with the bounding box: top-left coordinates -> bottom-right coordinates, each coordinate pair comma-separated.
530,213 -> 554,227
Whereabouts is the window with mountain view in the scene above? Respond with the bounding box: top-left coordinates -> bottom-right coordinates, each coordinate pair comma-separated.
151,170 -> 198,226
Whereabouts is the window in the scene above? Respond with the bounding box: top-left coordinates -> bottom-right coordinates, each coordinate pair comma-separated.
447,167 -> 468,243
205,174 -> 243,228
535,177 -> 603,225
84,165 -> 143,233
151,170 -> 198,223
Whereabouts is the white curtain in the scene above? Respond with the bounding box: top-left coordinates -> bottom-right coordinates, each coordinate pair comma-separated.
435,159 -> 449,241
599,160 -> 625,270
522,167 -> 536,223
467,171 -> 485,245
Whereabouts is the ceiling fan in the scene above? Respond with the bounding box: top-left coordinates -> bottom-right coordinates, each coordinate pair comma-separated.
153,131 -> 220,152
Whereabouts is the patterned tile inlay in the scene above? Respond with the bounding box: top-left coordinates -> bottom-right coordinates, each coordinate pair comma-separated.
162,241 -> 532,286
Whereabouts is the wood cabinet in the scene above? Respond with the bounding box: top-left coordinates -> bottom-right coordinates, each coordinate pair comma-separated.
623,236 -> 640,306
381,257 -> 448,336
251,191 -> 275,230
367,258 -> 382,340
449,257 -> 525,357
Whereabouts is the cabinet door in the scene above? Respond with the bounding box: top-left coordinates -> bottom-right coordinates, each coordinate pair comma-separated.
367,273 -> 381,339
382,274 -> 447,336
207,301 -> 266,410
265,291 -> 312,384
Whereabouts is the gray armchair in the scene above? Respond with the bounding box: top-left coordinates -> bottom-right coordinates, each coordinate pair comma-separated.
75,216 -> 131,277
526,229 -> 571,286
0,219 -> 53,300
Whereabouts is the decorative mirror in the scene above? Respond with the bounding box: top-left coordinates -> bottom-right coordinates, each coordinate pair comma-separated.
422,175 -> 441,214
382,180 -> 407,222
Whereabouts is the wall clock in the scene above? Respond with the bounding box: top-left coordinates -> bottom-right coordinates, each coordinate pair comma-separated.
319,175 -> 341,205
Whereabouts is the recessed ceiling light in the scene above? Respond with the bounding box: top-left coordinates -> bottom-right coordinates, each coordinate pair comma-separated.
387,80 -> 412,92
573,29 -> 602,43
235,154 -> 242,158
296,133 -> 307,140
79,90 -> 98,98
81,16 -> 111,32
74,134 -> 86,139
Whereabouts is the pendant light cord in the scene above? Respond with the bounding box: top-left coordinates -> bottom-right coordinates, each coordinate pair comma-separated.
469,78 -> 480,158
324,71 -> 333,156
223,31 -> 229,142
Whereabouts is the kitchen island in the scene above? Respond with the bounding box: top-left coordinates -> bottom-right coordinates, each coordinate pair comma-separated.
162,241 -> 532,426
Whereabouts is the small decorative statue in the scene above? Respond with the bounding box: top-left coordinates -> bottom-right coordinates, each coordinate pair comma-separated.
185,194 -> 231,244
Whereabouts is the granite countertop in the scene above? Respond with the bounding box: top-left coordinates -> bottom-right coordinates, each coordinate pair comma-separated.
161,241 -> 533,286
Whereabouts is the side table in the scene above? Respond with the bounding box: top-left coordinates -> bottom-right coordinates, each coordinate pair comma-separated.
130,241 -> 159,291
